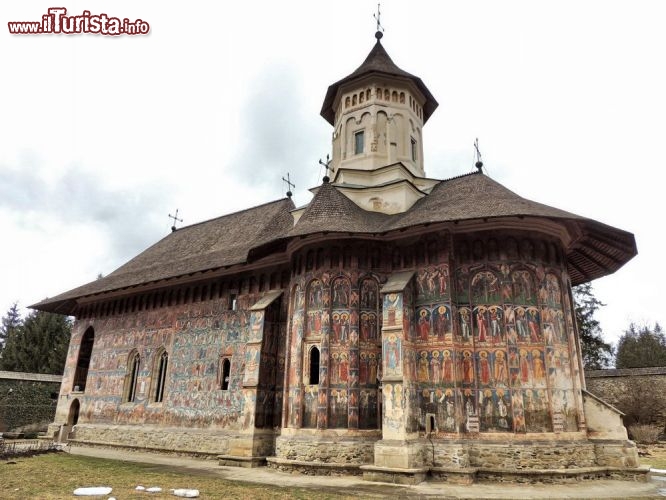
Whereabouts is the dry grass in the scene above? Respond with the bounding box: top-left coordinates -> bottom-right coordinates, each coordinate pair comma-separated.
641,441 -> 666,469
628,424 -> 662,444
0,452 -> 354,500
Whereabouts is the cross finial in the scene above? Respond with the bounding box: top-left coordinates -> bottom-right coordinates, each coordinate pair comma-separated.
318,154 -> 333,183
474,138 -> 484,173
373,3 -> 384,40
282,173 -> 295,198
168,209 -> 183,232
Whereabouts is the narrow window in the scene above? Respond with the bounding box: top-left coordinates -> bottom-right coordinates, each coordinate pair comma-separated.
220,358 -> 231,390
411,137 -> 417,161
354,131 -> 364,155
73,327 -> 94,392
229,293 -> 238,311
309,347 -> 320,385
153,350 -> 168,403
124,351 -> 140,403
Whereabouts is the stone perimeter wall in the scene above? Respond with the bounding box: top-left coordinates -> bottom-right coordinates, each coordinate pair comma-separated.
585,367 -> 666,430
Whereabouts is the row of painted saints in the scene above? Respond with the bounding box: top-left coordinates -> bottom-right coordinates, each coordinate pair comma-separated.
415,266 -> 450,302
416,385 -> 573,433
408,304 -> 568,347
457,268 -> 563,307
403,347 -> 570,388
304,310 -> 380,343
328,350 -> 381,385
306,278 -> 380,311
302,386 -> 379,429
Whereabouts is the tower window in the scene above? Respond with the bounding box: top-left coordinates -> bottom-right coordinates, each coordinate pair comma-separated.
411,137 -> 417,161
354,131 -> 364,155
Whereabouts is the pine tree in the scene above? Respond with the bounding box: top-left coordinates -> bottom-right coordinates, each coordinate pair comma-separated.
0,302 -> 21,348
0,310 -> 71,374
616,322 -> 666,369
573,284 -> 614,369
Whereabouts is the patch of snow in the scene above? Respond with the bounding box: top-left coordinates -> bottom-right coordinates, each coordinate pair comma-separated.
171,488 -> 200,498
146,486 -> 163,493
72,486 -> 113,496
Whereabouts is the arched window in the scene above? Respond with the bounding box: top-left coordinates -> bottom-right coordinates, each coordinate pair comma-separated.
309,346 -> 320,385
73,327 -> 94,392
124,351 -> 140,403
67,399 -> 80,426
152,349 -> 168,403
220,358 -> 231,390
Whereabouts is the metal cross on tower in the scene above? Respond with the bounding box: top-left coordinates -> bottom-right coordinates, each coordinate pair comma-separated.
373,3 -> 384,37
282,173 -> 295,198
168,209 -> 183,232
474,138 -> 484,172
319,154 -> 333,183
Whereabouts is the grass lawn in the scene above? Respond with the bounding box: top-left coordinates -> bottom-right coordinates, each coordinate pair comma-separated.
641,442 -> 666,469
0,452 -> 354,500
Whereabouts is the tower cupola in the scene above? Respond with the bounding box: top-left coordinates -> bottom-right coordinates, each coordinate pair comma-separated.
320,33 -> 438,178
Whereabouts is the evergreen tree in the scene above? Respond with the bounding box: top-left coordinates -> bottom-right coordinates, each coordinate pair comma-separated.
615,322 -> 666,369
573,283 -> 614,369
0,302 -> 22,349
0,310 -> 71,374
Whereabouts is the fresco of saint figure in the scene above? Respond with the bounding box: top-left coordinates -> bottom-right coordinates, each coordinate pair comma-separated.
332,278 -> 350,308
458,307 -> 472,343
471,271 -> 501,304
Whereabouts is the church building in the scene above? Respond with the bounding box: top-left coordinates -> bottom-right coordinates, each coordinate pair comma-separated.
35,29 -> 643,483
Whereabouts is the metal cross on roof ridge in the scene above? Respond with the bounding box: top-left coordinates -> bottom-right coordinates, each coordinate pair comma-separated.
474,138 -> 484,172
318,154 -> 333,183
168,209 -> 183,232
282,173 -> 295,198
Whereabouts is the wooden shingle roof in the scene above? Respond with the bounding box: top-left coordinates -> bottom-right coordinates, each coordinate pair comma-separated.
33,171 -> 636,315
33,198 -> 295,314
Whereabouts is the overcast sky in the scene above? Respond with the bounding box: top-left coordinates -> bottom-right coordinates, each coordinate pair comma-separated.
1,1 -> 664,347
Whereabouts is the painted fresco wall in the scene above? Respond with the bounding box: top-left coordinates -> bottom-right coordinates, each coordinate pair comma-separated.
285,269 -> 382,431
56,290 -> 286,433
408,234 -> 583,436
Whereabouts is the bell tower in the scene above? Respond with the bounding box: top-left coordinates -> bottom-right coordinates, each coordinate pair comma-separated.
320,31 -> 439,214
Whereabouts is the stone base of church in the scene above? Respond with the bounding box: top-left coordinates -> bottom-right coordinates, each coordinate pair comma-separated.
360,435 -> 647,484
63,423 -> 276,458
266,457 -> 364,476
274,430 -> 380,465
361,464 -> 429,484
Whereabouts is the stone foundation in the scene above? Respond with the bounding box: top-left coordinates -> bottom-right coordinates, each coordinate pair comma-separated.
476,466 -> 651,483
66,424 -> 275,458
274,433 -> 378,465
465,440 -> 597,470
267,457 -> 363,476
593,440 -> 640,467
